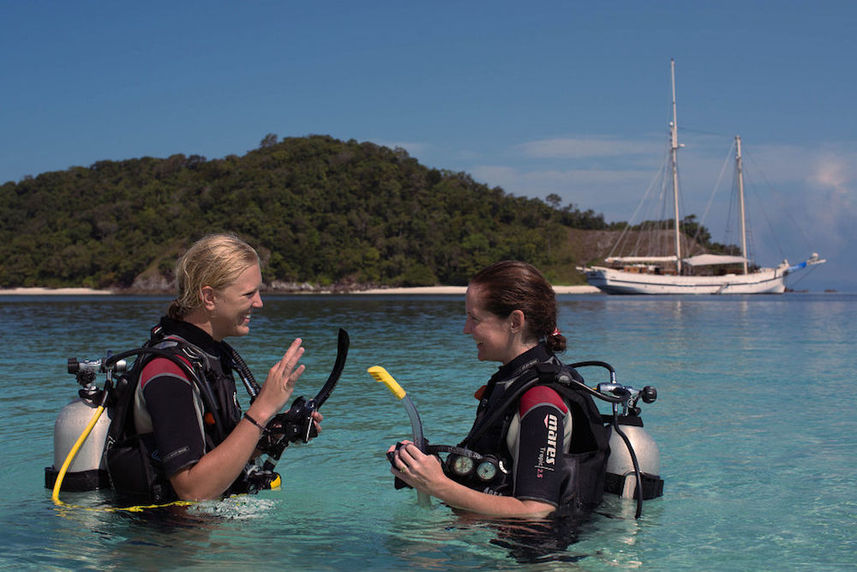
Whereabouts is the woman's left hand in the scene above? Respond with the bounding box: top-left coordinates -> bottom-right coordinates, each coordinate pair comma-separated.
311,410 -> 323,435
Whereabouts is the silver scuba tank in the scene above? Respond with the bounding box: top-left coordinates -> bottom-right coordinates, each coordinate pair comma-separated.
598,382 -> 664,500
605,416 -> 663,499
45,396 -> 113,491
44,357 -> 124,492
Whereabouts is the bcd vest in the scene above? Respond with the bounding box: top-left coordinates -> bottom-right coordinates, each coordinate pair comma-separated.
103,327 -> 243,503
456,361 -> 610,513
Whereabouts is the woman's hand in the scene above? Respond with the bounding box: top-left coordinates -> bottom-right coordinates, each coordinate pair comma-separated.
387,441 -> 447,496
311,410 -> 323,434
171,339 -> 314,501
385,440 -> 556,518
249,338 -> 305,424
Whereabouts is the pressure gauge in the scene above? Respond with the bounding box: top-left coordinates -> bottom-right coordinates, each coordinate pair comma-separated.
450,455 -> 474,477
476,460 -> 498,482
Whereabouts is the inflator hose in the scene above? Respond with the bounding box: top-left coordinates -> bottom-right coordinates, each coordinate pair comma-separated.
223,342 -> 262,398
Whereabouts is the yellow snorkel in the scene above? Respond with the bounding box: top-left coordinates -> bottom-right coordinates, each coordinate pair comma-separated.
368,366 -> 431,507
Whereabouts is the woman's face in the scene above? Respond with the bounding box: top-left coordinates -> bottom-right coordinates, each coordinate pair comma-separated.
208,263 -> 264,341
463,284 -> 518,364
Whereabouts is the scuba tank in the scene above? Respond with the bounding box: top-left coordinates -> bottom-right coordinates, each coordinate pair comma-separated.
591,373 -> 664,516
568,361 -> 664,506
606,417 -> 662,499
45,358 -> 126,492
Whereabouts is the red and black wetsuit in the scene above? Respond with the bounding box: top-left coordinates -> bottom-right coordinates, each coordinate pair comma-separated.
459,344 -> 609,512
132,317 -> 243,492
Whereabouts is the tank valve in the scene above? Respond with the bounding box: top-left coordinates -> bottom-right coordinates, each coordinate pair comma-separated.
641,385 -> 658,403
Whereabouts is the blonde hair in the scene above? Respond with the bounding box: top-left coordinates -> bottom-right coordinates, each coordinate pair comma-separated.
168,234 -> 260,319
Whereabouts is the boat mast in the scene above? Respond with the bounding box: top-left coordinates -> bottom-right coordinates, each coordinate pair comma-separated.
670,59 -> 682,275
735,135 -> 749,274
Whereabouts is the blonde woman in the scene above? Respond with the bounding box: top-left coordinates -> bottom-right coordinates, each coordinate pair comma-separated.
112,234 -> 318,501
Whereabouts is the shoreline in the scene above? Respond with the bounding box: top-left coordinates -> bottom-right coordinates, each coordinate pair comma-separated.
0,285 -> 601,296
0,287 -> 116,295
354,285 -> 600,295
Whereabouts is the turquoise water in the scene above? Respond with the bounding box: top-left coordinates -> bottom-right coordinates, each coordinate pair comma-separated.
1,293 -> 855,570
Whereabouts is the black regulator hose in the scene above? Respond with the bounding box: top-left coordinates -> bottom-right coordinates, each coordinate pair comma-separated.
611,413 -> 644,519
567,361 -> 628,405
223,341 -> 262,399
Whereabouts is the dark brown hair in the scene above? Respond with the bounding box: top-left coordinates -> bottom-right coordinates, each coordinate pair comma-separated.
469,260 -> 566,352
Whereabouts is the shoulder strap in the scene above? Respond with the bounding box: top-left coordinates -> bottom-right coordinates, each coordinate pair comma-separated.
104,344 -> 213,446
462,362 -> 562,447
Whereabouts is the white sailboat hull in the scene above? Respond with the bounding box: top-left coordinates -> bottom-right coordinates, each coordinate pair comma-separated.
585,265 -> 788,295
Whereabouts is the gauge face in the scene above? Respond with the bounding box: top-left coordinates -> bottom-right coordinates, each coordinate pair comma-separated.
450,455 -> 474,476
476,460 -> 497,482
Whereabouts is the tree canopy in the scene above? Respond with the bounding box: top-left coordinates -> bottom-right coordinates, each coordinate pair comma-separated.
0,135 -> 611,290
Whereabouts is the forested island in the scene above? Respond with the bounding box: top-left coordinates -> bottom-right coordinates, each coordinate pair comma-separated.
0,134 -> 716,292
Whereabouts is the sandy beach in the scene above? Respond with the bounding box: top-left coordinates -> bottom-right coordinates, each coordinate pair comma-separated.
1,285 -> 600,296
356,285 -> 599,295
0,287 -> 115,295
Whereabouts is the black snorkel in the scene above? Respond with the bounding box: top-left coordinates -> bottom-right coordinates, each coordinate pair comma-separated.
255,328 -> 350,460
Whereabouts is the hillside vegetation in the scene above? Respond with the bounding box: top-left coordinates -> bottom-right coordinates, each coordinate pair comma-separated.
1,135 -> 616,291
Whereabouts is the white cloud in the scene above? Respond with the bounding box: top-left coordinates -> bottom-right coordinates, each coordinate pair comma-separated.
516,136 -> 656,159
808,151 -> 854,200
801,150 -> 857,254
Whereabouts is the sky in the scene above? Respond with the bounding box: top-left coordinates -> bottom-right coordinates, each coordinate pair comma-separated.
2,1 -> 855,292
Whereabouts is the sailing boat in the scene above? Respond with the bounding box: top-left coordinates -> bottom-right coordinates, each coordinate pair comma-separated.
583,60 -> 826,295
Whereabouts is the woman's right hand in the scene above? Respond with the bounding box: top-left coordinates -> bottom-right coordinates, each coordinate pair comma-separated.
248,338 -> 305,424
387,440 -> 448,497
